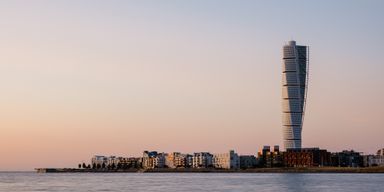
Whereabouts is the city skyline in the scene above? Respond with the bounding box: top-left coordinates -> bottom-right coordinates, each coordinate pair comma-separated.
1,1 -> 384,171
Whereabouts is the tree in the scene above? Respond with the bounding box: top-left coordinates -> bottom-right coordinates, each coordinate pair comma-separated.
82,163 -> 87,169
78,164 -> 82,169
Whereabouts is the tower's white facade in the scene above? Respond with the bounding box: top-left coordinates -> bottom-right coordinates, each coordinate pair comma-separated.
282,41 -> 308,150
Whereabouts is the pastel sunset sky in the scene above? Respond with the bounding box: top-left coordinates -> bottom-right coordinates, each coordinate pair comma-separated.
1,0 -> 383,171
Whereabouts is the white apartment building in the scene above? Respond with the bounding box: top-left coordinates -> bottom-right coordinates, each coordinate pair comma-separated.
165,152 -> 187,168
212,150 -> 240,169
91,155 -> 108,166
192,152 -> 213,168
364,149 -> 384,167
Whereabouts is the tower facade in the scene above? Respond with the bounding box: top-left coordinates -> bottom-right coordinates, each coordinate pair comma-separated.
282,41 -> 308,150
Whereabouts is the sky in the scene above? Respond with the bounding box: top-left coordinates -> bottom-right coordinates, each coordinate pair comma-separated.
0,0 -> 383,171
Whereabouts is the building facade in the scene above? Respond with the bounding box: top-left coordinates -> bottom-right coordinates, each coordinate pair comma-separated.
364,148 -> 384,167
142,151 -> 158,169
331,150 -> 363,167
212,150 -> 240,169
165,152 -> 190,168
258,145 -> 283,168
282,40 -> 309,149
192,152 -> 213,168
282,148 -> 331,167
91,155 -> 108,167
377,148 -> 384,156
154,153 -> 166,168
239,155 -> 258,169
118,157 -> 141,169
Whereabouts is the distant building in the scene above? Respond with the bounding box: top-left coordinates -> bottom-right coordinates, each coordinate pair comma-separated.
283,148 -> 331,167
239,155 -> 258,169
368,156 -> 384,167
91,155 -> 108,167
186,154 -> 193,168
282,40 -> 309,150
142,151 -> 158,169
331,150 -> 363,167
258,145 -> 283,167
107,156 -> 119,167
92,155 -> 140,169
363,155 -> 384,167
377,148 -> 384,156
212,150 -> 240,169
154,153 -> 166,168
165,153 -> 175,168
165,152 -> 190,168
175,153 -> 188,168
364,148 -> 384,167
118,157 -> 141,169
192,152 -> 213,168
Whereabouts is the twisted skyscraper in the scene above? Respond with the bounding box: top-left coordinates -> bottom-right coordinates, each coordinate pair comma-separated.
282,41 -> 309,150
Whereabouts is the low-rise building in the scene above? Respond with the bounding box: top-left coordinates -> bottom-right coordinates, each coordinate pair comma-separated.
107,156 -> 119,167
370,156 -> 384,166
363,148 -> 384,167
91,155 -> 108,167
283,148 -> 331,167
331,150 -> 363,167
212,150 -> 240,169
363,155 -> 384,167
192,152 -> 213,168
258,145 -> 283,167
154,153 -> 166,168
186,154 -> 193,168
142,151 -> 158,169
165,153 -> 175,168
377,148 -> 384,156
118,157 -> 141,169
239,155 -> 258,169
165,152 -> 189,168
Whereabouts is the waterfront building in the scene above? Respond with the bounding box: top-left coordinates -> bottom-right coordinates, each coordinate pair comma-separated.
91,155 -> 108,167
370,156 -> 384,167
363,149 -> 384,167
118,157 -> 141,169
258,145 -> 283,168
282,40 -> 309,150
107,156 -> 119,167
377,148 -> 384,156
192,152 -> 213,168
186,154 -> 193,168
165,153 -> 175,168
174,153 -> 188,168
142,151 -> 158,169
282,148 -> 331,167
331,150 -> 363,167
165,152 -> 189,168
212,150 -> 240,169
239,155 -> 258,169
154,153 -> 166,168
91,155 -> 138,169
363,155 -> 384,167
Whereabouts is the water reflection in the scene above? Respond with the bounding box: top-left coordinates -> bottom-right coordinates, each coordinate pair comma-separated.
0,172 -> 383,192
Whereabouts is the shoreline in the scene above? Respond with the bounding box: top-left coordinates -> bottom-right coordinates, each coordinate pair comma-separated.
35,167 -> 384,173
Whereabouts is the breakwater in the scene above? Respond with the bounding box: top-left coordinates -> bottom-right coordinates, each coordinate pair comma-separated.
35,167 -> 384,173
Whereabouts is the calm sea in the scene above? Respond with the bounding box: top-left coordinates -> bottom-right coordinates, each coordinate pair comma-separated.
0,172 -> 383,192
